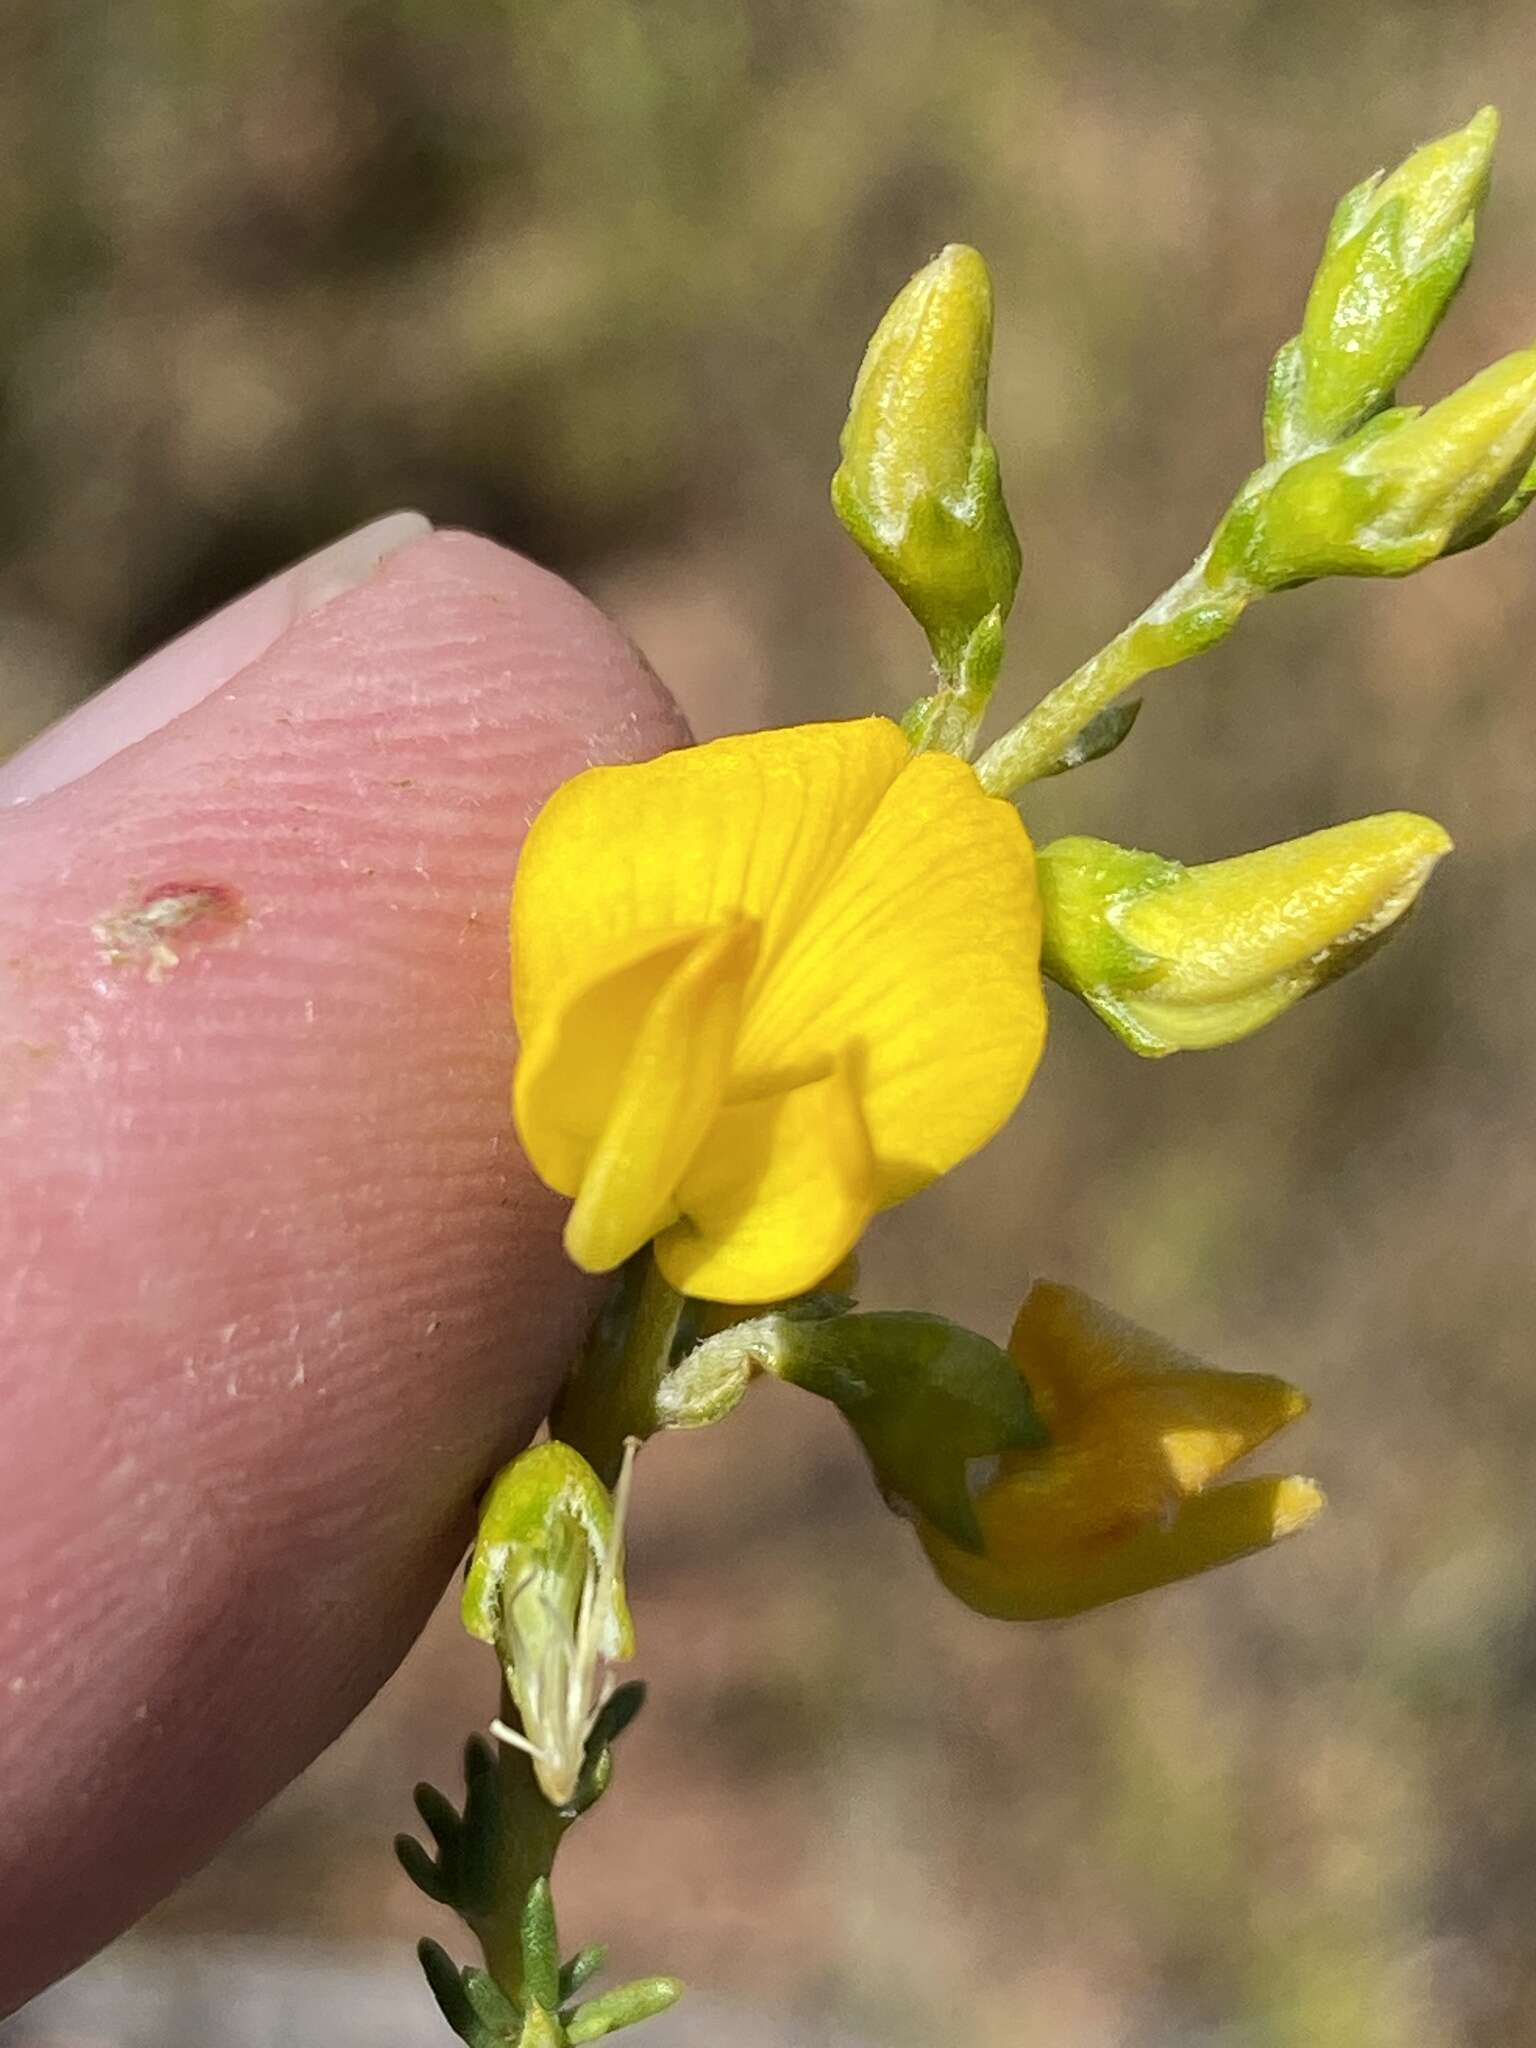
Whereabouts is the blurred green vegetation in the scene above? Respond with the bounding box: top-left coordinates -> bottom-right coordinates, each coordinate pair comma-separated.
6,4 -> 1536,2044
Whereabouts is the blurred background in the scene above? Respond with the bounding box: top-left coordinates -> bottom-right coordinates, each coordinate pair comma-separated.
3,3 -> 1536,2044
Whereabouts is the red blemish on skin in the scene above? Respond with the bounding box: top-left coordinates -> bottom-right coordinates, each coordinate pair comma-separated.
93,881 -> 246,981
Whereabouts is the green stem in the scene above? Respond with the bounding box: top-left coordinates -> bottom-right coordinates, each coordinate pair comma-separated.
551,1252 -> 684,1486
973,554 -> 1250,796
474,1682 -> 570,2001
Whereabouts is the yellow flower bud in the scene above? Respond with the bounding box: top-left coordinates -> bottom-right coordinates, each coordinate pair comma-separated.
1039,812 -> 1452,1056
463,1440 -> 636,1808
831,244 -> 1021,669
919,1282 -> 1322,1621
1267,107 -> 1498,461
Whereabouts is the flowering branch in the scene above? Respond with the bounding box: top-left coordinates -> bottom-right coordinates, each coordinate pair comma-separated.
393,103 -> 1526,2043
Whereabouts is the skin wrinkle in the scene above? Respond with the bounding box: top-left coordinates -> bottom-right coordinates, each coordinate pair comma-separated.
0,532 -> 686,2012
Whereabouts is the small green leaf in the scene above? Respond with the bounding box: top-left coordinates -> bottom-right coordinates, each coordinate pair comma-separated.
520,1877 -> 562,2016
565,1976 -> 684,2042
561,1681 -> 646,1817
563,1741 -> 613,1819
418,1940 -> 501,2048
395,1832 -> 453,1907
414,1781 -> 464,1856
1034,698 -> 1141,778
459,1736 -> 503,1918
559,1946 -> 609,2003
464,1968 -> 523,2036
586,1681 -> 646,1756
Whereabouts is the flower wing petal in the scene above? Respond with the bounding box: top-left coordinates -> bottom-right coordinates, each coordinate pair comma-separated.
517,919 -> 759,1274
735,751 -> 1045,1202
656,1051 -> 877,1302
515,925 -> 717,1194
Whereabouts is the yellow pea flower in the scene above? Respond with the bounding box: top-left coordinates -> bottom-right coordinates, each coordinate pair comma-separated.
921,1282 -> 1322,1618
511,717 -> 1046,1303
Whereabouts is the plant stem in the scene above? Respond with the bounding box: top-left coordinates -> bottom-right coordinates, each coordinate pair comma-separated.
475,1682 -> 570,2000
973,555 -> 1250,796
552,1252 -> 684,1486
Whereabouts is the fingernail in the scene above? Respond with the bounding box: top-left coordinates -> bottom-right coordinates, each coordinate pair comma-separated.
281,510 -> 434,620
0,510 -> 433,807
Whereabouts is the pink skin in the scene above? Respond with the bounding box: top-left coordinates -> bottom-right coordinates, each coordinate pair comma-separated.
0,527 -> 686,2013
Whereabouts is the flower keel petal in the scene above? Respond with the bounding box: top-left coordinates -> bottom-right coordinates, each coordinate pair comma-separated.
921,1474 -> 1324,1619
656,1051 -> 877,1302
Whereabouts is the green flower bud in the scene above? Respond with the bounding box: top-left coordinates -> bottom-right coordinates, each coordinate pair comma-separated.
1216,346 -> 1536,589
1039,814 -> 1453,1057
463,1440 -> 636,1808
1266,107 -> 1498,461
767,1310 -> 1046,1550
832,243 -> 1021,671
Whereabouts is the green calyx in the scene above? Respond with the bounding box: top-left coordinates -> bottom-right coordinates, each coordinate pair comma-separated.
769,1310 -> 1046,1550
461,1442 -> 633,1661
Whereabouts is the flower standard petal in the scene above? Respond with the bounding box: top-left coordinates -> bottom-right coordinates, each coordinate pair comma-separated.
511,718 -> 911,1051
735,749 -> 1046,1204
655,1050 -> 878,1302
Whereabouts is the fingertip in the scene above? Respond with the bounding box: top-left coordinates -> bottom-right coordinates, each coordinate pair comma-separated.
0,523 -> 686,2006
0,512 -> 434,807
